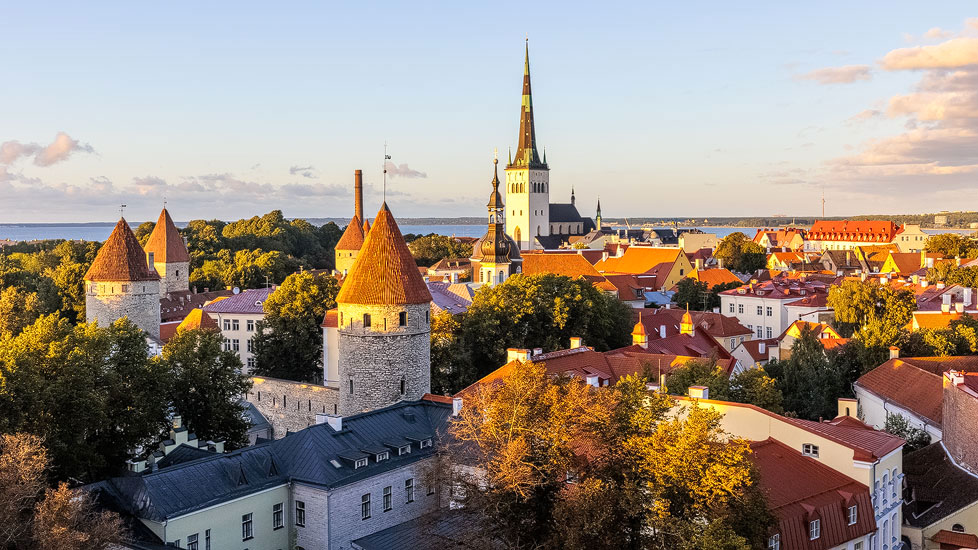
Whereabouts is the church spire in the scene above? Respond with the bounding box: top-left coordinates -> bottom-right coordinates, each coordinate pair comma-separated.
511,40 -> 546,169
596,197 -> 602,230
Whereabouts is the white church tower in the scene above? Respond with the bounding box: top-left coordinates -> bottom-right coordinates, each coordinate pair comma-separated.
505,41 -> 550,251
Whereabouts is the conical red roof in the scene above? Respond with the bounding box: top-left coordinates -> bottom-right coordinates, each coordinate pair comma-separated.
144,208 -> 190,263
176,308 -> 220,332
336,204 -> 432,306
335,215 -> 365,251
85,218 -> 161,282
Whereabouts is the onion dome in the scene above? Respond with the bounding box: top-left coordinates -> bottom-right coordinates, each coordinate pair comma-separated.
85,218 -> 160,282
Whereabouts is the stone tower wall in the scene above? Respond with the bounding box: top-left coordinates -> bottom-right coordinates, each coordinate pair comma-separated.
335,249 -> 359,276
85,279 -> 162,340
153,260 -> 190,296
336,302 -> 431,416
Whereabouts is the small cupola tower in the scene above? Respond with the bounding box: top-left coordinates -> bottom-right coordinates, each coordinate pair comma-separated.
632,312 -> 648,349
335,203 -> 433,416
471,153 -> 521,286
144,207 -> 190,297
85,218 -> 162,340
680,306 -> 695,336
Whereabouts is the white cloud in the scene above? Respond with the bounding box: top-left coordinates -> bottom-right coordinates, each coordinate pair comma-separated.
880,37 -> 978,70
384,161 -> 427,178
798,65 -> 872,84
0,132 -> 94,167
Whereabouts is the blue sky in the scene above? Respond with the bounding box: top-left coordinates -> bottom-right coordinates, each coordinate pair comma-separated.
2,2 -> 977,222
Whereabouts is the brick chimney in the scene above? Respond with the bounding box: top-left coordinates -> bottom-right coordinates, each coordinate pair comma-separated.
354,170 -> 364,223
889,346 -> 899,359
507,348 -> 531,362
688,386 -> 709,400
569,337 -> 583,349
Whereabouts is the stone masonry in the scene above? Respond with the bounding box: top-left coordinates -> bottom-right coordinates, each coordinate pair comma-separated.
337,302 -> 431,416
85,279 -> 162,340
153,259 -> 190,297
943,372 -> 978,474
246,376 -> 339,438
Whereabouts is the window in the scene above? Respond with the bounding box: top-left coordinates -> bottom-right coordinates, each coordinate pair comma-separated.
953,524 -> 965,533
398,445 -> 411,456
187,534 -> 199,550
247,320 -> 254,331
854,542 -> 862,550
273,502 -> 283,529
205,530 -> 210,550
295,501 -> 305,527
376,451 -> 389,462
808,519 -> 820,540
223,338 -> 231,352
383,486 -> 392,511
247,357 -> 255,370
802,444 -> 819,458
729,338 -> 735,348
363,313 -> 371,327
349,379 -> 354,394
232,339 -> 240,352
232,319 -> 239,331
756,327 -> 763,338
425,310 -> 429,324
847,505 -> 857,525
247,339 -> 253,353
355,457 -> 368,469
361,493 -> 371,519
766,306 -> 773,316
427,483 -> 436,496
757,306 -> 763,315
241,513 -> 253,540
738,304 -> 744,314
420,439 -> 432,449
399,311 -> 407,327
405,478 -> 415,503
766,327 -> 772,338
767,534 -> 780,550
400,379 -> 406,395
224,320 -> 231,331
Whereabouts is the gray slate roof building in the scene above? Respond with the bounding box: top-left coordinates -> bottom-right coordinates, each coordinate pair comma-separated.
903,441 -> 978,528
202,287 -> 274,315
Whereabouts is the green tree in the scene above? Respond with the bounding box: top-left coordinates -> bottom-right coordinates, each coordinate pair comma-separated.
883,413 -> 931,453
161,328 -> 253,449
765,326 -> 847,420
673,278 -> 710,311
714,232 -> 765,273
251,271 -> 340,382
429,311 -> 471,395
827,279 -> 916,339
665,356 -> 783,414
459,274 -> 632,385
407,234 -> 473,266
134,221 -> 155,245
0,286 -> 41,339
728,367 -> 785,414
926,233 -> 978,258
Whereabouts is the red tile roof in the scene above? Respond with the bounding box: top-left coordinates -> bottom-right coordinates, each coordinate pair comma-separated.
719,277 -> 828,300
931,530 -> 978,548
784,416 -> 904,462
808,220 -> 901,242
687,268 -> 741,288
336,204 -> 432,306
521,253 -> 601,278
335,215 -> 365,251
175,308 -> 220,333
321,309 -> 339,328
855,358 -> 944,426
750,438 -> 876,550
637,308 -> 752,338
594,247 -> 681,275
85,218 -> 161,282
143,208 -> 190,263
739,338 -> 777,362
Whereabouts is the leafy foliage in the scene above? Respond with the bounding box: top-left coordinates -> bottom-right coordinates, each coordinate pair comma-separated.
827,279 -> 916,339
429,311 -> 470,395
925,233 -> 978,258
665,356 -> 784,414
883,413 -> 931,453
0,240 -> 97,326
927,263 -> 978,288
406,234 -> 473,266
764,326 -> 851,420
673,278 -> 741,311
714,232 -> 766,274
252,271 -> 340,382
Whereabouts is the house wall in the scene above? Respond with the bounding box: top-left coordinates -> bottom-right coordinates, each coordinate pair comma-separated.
943,376 -> 978,475
853,386 -> 943,441
894,225 -> 929,253
918,500 -> 978,550
720,294 -> 792,339
678,233 -> 717,253
662,254 -> 694,291
246,377 -> 339,438
324,325 -> 339,387
85,278 -> 162,340
208,311 -> 265,373
153,484 -> 290,550
336,248 -> 359,277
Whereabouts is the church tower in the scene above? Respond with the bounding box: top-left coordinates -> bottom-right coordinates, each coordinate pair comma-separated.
335,203 -> 432,416
505,41 -> 550,251
85,218 -> 162,340
335,170 -> 367,276
143,207 -> 190,297
596,198 -> 602,231
471,154 -> 522,286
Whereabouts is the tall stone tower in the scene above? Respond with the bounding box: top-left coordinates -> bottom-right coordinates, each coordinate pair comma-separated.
143,207 -> 190,297
335,203 -> 432,416
335,170 -> 367,276
505,41 -> 550,251
85,218 -> 162,340
471,155 -> 522,286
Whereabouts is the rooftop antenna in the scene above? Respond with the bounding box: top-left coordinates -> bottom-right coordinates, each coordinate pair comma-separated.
119,204 -> 127,219
264,274 -> 271,289
383,142 -> 391,202
821,186 -> 825,218
162,194 -> 167,209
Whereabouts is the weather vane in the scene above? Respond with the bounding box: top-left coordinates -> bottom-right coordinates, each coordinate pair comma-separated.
383,142 -> 391,201
119,204 -> 127,218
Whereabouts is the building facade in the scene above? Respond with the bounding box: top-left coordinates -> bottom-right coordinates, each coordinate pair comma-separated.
203,287 -> 273,372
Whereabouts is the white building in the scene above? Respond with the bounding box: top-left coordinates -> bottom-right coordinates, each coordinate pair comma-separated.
203,287 -> 273,372
719,278 -> 830,340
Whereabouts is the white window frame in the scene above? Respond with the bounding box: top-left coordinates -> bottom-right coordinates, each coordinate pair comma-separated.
405,478 -> 415,503
809,519 -> 820,540
420,439 -> 432,449
398,445 -> 411,456
383,486 -> 393,511
767,534 -> 780,550
355,457 -> 368,469
241,513 -> 253,540
187,533 -> 199,550
295,501 -> 305,527
273,502 -> 283,529
802,443 -> 819,458
376,451 -> 389,462
847,504 -> 857,525
361,493 -> 371,520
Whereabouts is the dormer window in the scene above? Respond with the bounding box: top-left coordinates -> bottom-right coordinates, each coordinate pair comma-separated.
420,439 -> 432,449
376,451 -> 389,462
398,445 -> 411,456
354,458 -> 368,469
808,519 -> 820,540
802,443 -> 819,458
847,505 -> 857,525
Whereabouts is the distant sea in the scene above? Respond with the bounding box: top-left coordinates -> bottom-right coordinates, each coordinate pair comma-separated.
0,223 -> 968,243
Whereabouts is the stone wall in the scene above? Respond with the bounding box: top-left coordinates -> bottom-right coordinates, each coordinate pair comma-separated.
335,249 -> 359,277
943,373 -> 978,474
337,302 -> 431,416
154,260 -> 190,296
246,376 -> 339,438
85,279 -> 162,340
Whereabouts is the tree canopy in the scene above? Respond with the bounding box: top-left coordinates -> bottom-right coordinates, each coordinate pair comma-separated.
713,232 -> 766,274
407,234 -> 473,267
925,233 -> 978,258
827,279 -> 916,339
764,326 -> 851,420
665,356 -> 784,414
252,271 -> 340,382
673,278 -> 741,311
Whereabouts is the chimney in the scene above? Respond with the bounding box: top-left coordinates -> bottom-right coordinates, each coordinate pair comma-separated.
659,325 -> 667,338
942,303 -> 951,314
956,256 -> 962,267
532,347 -> 543,356
354,170 -> 364,222
602,251 -> 609,262
912,274 -> 920,285
889,346 -> 899,360
695,258 -> 704,271
758,341 -> 766,355
688,386 -> 709,400
569,337 -> 583,349
507,348 -> 531,362
585,374 -> 600,388
879,277 -> 887,285
937,282 -> 946,290
947,370 -> 965,386
965,287 -> 973,306
860,272 -> 868,282
944,294 -> 952,306
451,272 -> 459,284
926,257 -> 935,269
922,280 -> 929,288
837,397 -> 857,419
452,397 -> 463,416
319,414 -> 343,432
955,302 -> 965,314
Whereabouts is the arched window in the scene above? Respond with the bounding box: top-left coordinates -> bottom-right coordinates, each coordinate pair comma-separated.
537,225 -> 541,236
499,270 -> 504,281
953,524 -> 965,533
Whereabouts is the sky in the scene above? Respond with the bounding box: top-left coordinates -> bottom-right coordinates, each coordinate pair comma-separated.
2,2 -> 977,223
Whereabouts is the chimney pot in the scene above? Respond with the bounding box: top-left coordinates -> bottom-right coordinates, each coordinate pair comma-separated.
532,347 -> 543,356
319,414 -> 342,432
937,282 -> 946,290
452,397 -> 463,417
926,257 -> 935,269
889,346 -> 899,360
569,337 -> 583,349
507,348 -> 532,363
955,302 -> 964,314
688,385 -> 709,400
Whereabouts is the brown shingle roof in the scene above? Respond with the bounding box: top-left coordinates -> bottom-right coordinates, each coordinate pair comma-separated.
335,215 -> 365,251
176,308 -> 220,333
144,208 -> 190,263
855,358 -> 944,425
85,218 -> 160,282
521,253 -> 601,278
336,204 -> 432,306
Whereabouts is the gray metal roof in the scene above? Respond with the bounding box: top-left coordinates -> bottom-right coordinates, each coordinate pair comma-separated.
202,287 -> 274,314
351,510 -> 482,550
86,399 -> 452,522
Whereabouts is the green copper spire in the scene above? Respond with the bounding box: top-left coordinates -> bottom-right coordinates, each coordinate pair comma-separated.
510,40 -> 546,170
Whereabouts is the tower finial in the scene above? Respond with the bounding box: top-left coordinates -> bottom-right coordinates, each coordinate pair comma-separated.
119,204 -> 127,219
